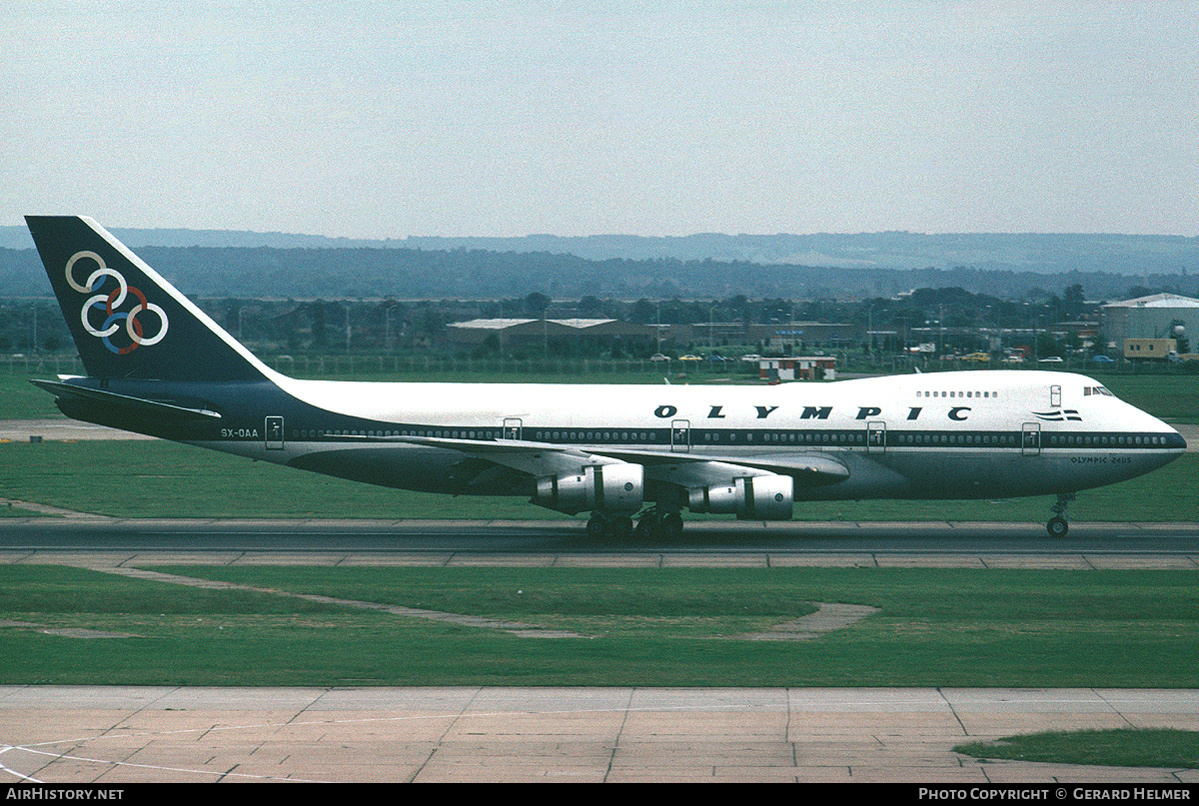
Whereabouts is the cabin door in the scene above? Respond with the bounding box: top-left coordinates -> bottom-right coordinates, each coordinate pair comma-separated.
671,419 -> 691,453
1021,422 -> 1041,456
265,416 -> 284,450
866,421 -> 887,454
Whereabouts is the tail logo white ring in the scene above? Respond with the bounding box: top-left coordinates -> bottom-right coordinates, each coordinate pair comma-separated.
66,251 -> 169,354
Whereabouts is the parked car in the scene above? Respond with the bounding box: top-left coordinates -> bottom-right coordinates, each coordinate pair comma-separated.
1091,354 -> 1116,364
1037,356 -> 1064,363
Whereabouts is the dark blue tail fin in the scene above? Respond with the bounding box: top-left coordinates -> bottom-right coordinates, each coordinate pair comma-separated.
26,216 -> 271,382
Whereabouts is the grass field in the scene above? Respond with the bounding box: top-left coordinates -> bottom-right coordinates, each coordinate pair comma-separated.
956,729 -> 1199,769
0,374 -> 60,420
1094,373 -> 1199,424
2,564 -> 1198,688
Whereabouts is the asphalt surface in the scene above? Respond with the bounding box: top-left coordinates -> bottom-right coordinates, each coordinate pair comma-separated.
4,512 -> 1199,562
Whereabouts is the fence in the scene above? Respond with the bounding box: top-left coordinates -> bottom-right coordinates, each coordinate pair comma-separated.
1,354 -> 83,376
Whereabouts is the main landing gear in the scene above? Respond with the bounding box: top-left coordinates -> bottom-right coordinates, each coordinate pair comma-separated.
1046,493 -> 1075,538
585,508 -> 684,541
635,508 -> 684,541
586,511 -> 634,540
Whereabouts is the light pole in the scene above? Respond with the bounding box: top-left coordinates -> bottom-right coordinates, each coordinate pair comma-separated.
385,303 -> 402,353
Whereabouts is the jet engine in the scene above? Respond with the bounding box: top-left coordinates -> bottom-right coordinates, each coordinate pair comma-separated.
533,463 -> 644,515
688,474 -> 794,520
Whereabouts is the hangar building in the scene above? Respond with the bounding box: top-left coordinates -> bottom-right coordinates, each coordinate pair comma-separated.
1100,293 -> 1199,350
447,318 -> 657,353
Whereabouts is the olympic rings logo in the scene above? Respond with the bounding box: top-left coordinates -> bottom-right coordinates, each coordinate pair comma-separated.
65,251 -> 169,354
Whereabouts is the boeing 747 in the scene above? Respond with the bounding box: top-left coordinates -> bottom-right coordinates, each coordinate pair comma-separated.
25,216 -> 1186,539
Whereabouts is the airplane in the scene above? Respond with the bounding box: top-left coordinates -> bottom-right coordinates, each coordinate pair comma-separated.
24,215 -> 1187,540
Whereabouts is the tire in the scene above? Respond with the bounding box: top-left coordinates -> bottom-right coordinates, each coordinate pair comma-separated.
586,513 -> 609,540
1046,516 -> 1068,538
609,515 -> 634,540
660,512 -> 684,540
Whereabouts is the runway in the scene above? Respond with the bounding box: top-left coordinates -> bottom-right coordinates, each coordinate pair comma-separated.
3,511 -> 1199,567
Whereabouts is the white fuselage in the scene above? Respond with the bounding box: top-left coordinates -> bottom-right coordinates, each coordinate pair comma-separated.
192,369 -> 1184,503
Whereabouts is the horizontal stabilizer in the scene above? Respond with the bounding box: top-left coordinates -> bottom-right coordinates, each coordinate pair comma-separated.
30,379 -> 223,420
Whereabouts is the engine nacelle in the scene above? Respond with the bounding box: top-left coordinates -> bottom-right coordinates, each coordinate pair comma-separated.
688,474 -> 794,521
533,463 -> 644,515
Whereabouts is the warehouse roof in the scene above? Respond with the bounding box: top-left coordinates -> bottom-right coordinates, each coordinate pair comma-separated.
1103,293 -> 1199,309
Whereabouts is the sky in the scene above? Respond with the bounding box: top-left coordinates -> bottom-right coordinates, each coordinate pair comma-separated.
3,0 -> 1197,239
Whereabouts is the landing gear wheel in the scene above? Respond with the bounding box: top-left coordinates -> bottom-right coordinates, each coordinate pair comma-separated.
586,512 -> 609,540
586,512 -> 635,541
633,509 -> 685,541
660,511 -> 684,540
609,514 -> 634,541
636,510 -> 661,539
1047,493 -> 1075,539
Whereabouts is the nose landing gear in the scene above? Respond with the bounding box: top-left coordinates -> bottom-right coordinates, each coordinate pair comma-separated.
1047,493 -> 1075,538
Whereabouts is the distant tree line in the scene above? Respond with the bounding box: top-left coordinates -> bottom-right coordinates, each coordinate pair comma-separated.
0,283 -> 1140,363
4,244 -> 1199,301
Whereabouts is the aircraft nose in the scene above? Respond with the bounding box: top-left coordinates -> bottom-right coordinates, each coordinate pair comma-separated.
1153,416 -> 1187,452
1168,423 -> 1188,451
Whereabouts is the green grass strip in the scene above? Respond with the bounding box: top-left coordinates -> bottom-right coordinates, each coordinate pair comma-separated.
957,728 -> 1199,769
3,565 -> 1199,688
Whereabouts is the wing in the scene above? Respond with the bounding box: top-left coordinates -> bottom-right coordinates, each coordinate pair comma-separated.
370,433 -> 848,491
